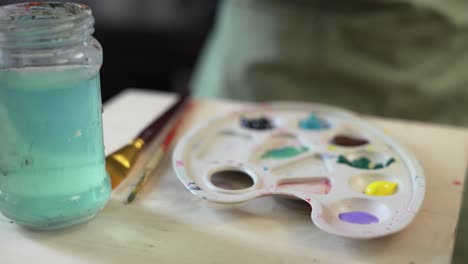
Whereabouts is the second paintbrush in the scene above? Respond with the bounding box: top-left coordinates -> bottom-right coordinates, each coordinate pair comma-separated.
127,102 -> 192,203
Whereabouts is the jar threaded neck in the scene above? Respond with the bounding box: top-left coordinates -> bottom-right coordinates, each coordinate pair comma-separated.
0,2 -> 94,49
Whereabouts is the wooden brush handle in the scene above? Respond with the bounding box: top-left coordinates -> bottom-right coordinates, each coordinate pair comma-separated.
136,89 -> 190,145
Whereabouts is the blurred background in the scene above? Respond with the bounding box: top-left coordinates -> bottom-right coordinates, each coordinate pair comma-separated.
2,0 -> 218,102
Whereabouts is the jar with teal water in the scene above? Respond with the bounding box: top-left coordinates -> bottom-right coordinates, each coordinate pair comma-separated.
0,2 -> 111,230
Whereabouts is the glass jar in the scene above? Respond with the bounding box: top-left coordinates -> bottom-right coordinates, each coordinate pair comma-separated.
0,2 -> 111,230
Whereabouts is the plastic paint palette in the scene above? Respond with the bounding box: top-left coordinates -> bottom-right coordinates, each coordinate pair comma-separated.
172,103 -> 425,239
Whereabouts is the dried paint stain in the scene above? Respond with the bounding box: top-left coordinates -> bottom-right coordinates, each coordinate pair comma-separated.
187,182 -> 201,191
452,180 -> 462,186
279,178 -> 331,195
218,130 -> 252,139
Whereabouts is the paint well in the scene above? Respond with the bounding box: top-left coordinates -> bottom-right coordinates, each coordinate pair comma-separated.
339,211 -> 379,224
348,173 -> 398,195
278,178 -> 331,195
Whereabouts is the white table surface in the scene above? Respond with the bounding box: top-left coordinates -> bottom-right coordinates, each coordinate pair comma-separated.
1,88 -> 468,264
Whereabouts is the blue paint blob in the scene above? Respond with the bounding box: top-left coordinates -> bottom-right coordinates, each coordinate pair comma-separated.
299,114 -> 329,130
338,211 -> 379,224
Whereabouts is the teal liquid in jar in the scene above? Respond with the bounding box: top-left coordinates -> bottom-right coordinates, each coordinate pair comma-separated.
0,66 -> 111,229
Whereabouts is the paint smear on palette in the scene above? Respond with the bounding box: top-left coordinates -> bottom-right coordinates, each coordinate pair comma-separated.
218,129 -> 252,140
339,211 -> 379,224
261,146 -> 309,159
278,178 -> 331,195
187,182 -> 201,191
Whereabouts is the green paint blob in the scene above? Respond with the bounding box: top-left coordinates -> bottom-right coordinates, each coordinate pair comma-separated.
386,158 -> 396,167
373,164 -> 384,169
337,155 -> 395,170
261,146 -> 309,159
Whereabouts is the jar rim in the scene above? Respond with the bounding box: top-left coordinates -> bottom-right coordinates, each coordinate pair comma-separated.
0,2 -> 94,48
0,2 -> 91,30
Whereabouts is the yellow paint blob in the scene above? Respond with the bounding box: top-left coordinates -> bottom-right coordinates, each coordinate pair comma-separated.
365,181 -> 398,196
327,145 -> 337,151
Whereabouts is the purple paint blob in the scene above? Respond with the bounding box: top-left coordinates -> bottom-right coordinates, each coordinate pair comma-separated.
338,211 -> 379,224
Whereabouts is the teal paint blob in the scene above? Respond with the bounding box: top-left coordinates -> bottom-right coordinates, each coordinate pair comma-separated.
299,114 -> 329,130
261,146 -> 309,159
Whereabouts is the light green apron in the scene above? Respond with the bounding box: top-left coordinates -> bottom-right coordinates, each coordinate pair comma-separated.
192,0 -> 468,126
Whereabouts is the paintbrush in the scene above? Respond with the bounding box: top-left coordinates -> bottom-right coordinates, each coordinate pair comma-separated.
127,102 -> 191,203
106,90 -> 190,189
